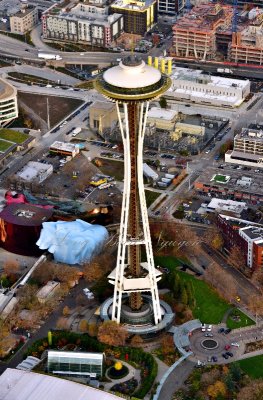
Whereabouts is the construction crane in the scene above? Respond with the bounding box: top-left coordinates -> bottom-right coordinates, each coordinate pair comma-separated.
232,0 -> 238,33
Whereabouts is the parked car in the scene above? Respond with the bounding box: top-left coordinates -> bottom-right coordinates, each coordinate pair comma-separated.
205,333 -> 213,337
218,327 -> 225,334
211,356 -> 218,362
225,344 -> 231,350
207,324 -> 212,332
201,323 -> 206,332
231,342 -> 240,347
226,351 -> 233,357
224,328 -> 232,334
222,353 -> 229,359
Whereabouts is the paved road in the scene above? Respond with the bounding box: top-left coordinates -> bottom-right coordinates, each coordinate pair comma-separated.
1,64 -> 80,86
157,359 -> 195,400
0,278 -> 88,375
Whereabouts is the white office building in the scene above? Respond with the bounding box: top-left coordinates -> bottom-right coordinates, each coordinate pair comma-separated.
225,128 -> 263,169
165,67 -> 250,108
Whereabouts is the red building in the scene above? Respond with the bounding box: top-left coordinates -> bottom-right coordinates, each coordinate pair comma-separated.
217,214 -> 263,270
0,203 -> 53,256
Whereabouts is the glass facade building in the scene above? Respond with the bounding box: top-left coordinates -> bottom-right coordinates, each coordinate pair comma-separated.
47,351 -> 104,378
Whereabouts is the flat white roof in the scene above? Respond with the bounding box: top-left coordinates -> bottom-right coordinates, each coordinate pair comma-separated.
17,161 -> 52,181
148,107 -> 177,120
0,368 -> 123,400
50,141 -> 78,152
207,198 -> 246,212
170,67 -> 249,89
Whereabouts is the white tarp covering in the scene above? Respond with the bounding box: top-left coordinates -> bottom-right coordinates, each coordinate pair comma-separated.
36,219 -> 109,265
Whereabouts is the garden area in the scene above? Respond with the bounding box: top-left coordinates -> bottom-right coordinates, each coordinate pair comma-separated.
26,330 -> 158,399
0,128 -> 29,144
226,309 -> 255,330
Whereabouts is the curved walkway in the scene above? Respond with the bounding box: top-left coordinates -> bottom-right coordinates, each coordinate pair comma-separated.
172,319 -> 201,355
103,360 -> 140,392
153,354 -> 194,400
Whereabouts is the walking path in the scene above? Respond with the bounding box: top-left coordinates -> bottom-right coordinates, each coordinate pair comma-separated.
103,359 -> 140,392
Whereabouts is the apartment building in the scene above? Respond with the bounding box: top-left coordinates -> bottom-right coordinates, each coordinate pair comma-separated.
109,0 -> 157,36
225,128 -> 263,168
42,0 -> 123,47
230,15 -> 263,65
218,214 -> 263,270
171,3 -> 232,60
10,5 -> 38,35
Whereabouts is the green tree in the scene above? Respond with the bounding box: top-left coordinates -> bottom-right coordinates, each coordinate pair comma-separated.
229,362 -> 243,383
159,97 -> 167,109
181,287 -> 188,305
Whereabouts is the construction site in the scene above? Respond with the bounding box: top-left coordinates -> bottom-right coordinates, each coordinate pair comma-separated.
170,2 -> 263,66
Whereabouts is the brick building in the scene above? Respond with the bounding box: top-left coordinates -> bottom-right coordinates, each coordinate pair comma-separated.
217,214 -> 263,270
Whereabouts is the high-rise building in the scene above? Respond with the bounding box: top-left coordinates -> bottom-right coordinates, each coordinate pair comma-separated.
95,56 -> 172,327
109,0 -> 157,36
158,0 -> 184,16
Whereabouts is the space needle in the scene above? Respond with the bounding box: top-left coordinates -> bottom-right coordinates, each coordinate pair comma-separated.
95,56 -> 174,332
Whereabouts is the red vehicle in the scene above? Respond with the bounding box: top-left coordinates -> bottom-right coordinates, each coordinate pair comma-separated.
225,344 -> 231,350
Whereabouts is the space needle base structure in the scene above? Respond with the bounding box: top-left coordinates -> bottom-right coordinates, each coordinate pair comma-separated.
95,56 -> 174,336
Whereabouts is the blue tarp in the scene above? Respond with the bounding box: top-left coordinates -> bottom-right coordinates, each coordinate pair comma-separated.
36,219 -> 109,265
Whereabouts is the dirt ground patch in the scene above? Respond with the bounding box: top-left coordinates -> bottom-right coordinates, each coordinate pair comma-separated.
18,93 -> 83,127
95,158 -> 124,181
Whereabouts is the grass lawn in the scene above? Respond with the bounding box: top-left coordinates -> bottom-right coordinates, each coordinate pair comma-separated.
154,256 -> 186,270
238,355 -> 263,379
226,309 -> 255,329
156,256 -> 230,324
0,129 -> 28,144
178,271 -> 230,324
0,140 -> 14,152
96,158 -> 124,181
145,190 -> 160,208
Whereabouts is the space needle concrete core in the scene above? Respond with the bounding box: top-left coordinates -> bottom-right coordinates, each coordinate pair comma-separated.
95,56 -> 171,327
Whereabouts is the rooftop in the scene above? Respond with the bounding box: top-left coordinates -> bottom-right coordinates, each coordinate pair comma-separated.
50,141 -> 79,152
0,368 -> 123,400
241,226 -> 263,240
172,3 -> 232,33
111,0 -> 155,12
90,101 -> 116,111
170,68 -> 249,89
17,161 -> 52,182
207,198 -> 247,213
0,203 -> 53,226
195,165 -> 263,197
148,107 -> 177,121
11,5 -> 36,18
235,128 -> 263,142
